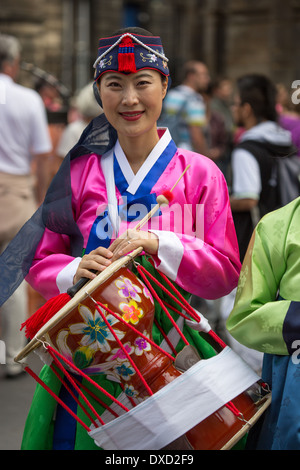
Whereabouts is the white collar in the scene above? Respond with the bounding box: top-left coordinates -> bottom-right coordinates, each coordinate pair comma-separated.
100,128 -> 173,235
114,128 -> 172,195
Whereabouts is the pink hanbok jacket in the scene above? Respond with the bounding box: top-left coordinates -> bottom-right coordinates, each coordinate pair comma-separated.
27,129 -> 241,300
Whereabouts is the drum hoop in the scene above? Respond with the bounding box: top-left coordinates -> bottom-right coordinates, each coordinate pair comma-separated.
220,393 -> 272,450
14,247 -> 143,363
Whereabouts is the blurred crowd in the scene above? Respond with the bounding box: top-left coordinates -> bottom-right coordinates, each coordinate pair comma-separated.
158,60 -> 300,373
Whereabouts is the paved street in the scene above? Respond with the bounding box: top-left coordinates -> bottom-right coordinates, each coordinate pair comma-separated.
0,353 -> 42,450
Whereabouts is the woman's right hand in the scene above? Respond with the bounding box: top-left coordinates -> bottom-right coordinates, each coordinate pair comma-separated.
73,246 -> 114,284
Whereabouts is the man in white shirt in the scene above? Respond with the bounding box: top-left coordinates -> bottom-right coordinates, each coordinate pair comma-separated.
0,34 -> 52,377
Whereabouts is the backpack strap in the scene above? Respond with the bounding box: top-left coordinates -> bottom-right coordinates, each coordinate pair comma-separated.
234,140 -> 281,216
232,139 -> 297,261
231,140 -> 278,261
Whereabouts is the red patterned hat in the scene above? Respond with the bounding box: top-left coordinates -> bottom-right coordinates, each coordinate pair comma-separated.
93,32 -> 169,80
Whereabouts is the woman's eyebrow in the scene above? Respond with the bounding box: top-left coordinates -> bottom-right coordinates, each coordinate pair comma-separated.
135,72 -> 153,78
103,71 -> 154,81
103,73 -> 122,81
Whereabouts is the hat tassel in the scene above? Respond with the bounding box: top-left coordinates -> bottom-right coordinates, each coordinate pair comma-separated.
118,36 -> 137,73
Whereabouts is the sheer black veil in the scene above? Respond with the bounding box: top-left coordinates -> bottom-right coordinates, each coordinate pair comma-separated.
0,113 -> 117,306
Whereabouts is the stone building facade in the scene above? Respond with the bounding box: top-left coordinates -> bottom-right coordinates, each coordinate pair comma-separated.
0,0 -> 299,96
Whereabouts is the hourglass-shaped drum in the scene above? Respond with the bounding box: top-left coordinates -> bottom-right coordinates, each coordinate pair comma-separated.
15,255 -> 271,450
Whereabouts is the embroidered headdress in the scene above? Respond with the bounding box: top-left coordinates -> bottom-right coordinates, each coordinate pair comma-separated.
93,32 -> 169,80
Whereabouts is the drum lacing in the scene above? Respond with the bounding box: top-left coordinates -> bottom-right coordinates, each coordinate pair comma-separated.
237,413 -> 252,427
133,259 -> 227,349
39,343 -> 131,426
223,401 -> 249,424
34,336 -> 51,350
260,380 -> 271,394
84,289 -> 176,363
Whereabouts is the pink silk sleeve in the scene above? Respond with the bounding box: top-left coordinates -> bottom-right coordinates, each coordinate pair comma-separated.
26,153 -> 107,300
25,230 -> 75,299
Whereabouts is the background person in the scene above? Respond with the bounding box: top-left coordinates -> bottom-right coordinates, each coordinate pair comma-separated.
230,73 -> 294,262
218,74 -> 295,372
227,196 -> 300,449
276,82 -> 300,157
210,77 -> 235,178
0,34 -> 52,378
56,81 -> 103,164
161,60 -> 210,154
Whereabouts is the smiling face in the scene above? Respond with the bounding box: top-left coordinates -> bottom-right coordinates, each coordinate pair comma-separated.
98,70 -> 168,140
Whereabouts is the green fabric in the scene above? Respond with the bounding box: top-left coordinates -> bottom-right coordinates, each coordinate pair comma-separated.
232,434 -> 248,450
227,197 -> 300,355
22,257 -> 217,450
21,366 -> 58,450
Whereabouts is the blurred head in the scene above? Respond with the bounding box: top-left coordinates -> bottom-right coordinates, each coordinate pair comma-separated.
276,82 -> 300,114
74,81 -> 102,120
211,77 -> 233,102
182,60 -> 210,94
0,34 -> 21,79
233,73 -> 278,127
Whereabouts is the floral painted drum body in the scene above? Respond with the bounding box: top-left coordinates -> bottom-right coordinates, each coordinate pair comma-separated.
44,266 -> 179,399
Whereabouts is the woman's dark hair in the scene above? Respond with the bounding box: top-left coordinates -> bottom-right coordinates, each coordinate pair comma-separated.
237,73 -> 278,122
112,26 -> 153,36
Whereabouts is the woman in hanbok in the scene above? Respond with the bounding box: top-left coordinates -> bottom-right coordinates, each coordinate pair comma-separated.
227,197 -> 300,449
0,27 -> 241,449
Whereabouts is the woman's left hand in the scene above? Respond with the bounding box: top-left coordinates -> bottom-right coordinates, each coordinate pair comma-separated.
109,229 -> 158,261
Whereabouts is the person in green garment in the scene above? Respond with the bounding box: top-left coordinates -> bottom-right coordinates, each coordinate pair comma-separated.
227,196 -> 300,449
